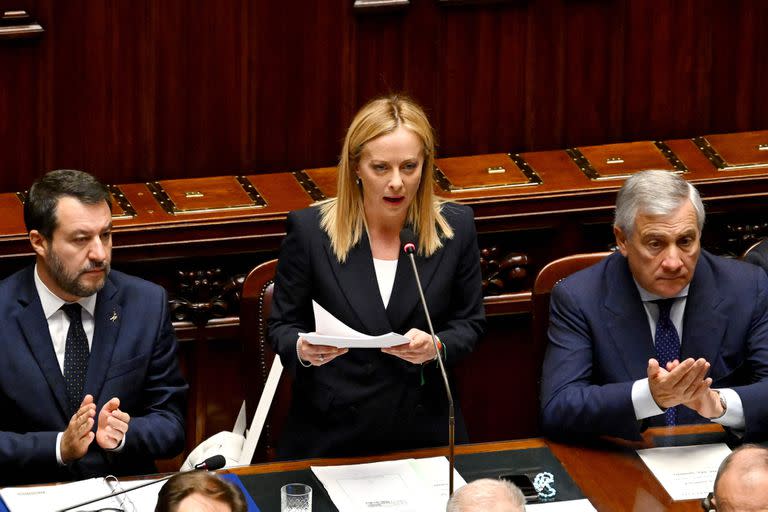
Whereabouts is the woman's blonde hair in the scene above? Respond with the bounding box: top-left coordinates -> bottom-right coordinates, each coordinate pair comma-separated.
319,95 -> 453,262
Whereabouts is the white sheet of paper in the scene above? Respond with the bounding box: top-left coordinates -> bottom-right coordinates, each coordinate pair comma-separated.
1,478 -> 114,512
313,300 -> 368,337
238,354 -> 284,466
637,443 -> 732,501
0,476 -> 163,512
233,400 -> 246,436
527,499 -> 597,511
408,456 -> 467,500
307,300 -> 410,348
312,458 -> 445,512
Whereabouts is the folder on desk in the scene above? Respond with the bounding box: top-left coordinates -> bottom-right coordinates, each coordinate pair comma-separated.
0,476 -> 163,511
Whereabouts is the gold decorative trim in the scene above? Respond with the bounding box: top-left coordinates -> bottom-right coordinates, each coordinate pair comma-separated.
16,186 -> 136,219
146,176 -> 267,215
107,185 -> 137,219
292,170 -> 326,201
656,141 -> 688,173
434,154 -> 543,193
693,136 -> 768,171
235,176 -> 268,208
568,141 -> 686,181
0,10 -> 44,40
145,182 -> 174,214
353,0 -> 409,10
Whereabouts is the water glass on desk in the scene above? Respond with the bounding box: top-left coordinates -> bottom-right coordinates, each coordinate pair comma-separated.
281,483 -> 312,511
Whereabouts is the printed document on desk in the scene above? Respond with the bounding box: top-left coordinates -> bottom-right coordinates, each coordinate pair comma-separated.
312,457 -> 465,511
408,456 -> 467,500
637,443 -> 732,501
300,300 -> 409,348
0,476 -> 162,511
527,499 -> 596,511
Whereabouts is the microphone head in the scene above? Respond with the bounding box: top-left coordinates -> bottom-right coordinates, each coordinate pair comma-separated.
196,454 -> 226,471
400,227 -> 417,255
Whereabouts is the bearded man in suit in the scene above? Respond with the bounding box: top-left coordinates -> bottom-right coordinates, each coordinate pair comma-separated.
0,169 -> 187,484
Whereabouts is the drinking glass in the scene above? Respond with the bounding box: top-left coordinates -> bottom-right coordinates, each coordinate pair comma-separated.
281,483 -> 312,512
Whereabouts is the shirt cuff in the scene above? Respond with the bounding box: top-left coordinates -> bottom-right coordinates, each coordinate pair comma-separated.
56,432 -> 65,465
711,388 -> 745,429
632,378 -> 665,420
108,434 -> 127,452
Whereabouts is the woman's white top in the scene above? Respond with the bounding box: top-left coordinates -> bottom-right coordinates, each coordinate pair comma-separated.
372,258 -> 398,308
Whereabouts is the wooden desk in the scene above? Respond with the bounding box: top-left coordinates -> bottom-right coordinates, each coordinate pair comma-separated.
230,438 -> 546,475
3,426 -> 721,510
225,425 -> 724,511
548,424 -> 725,511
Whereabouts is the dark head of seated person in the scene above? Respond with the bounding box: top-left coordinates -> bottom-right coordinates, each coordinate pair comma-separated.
0,169 -> 187,485
267,94 -> 486,459
541,169 -> 768,441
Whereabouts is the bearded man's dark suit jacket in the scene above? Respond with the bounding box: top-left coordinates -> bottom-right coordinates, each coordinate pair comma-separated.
268,203 -> 485,459
0,267 -> 188,485
540,250 -> 768,441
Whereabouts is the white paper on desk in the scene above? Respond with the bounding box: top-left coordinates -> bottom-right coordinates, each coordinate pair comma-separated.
0,476 -> 163,511
312,458 -> 445,512
637,443 -> 732,501
409,456 -> 466,500
303,301 -> 409,348
527,499 -> 597,511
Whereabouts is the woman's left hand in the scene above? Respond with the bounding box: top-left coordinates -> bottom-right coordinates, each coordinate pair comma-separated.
382,328 -> 439,364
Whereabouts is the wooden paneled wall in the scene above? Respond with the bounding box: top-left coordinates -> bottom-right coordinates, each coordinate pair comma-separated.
1,0 -> 766,192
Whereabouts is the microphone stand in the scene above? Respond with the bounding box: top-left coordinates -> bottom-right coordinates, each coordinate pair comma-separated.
56,457 -> 224,512
405,252 -> 455,496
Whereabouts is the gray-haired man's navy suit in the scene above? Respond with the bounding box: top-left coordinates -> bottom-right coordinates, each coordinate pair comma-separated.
541,251 -> 768,441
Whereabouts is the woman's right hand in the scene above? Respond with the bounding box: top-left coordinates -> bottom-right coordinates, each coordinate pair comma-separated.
297,338 -> 348,366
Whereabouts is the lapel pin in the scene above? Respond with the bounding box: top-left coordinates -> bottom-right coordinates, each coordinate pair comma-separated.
110,310 -> 118,323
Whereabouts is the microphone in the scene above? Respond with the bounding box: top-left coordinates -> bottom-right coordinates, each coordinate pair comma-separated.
194,454 -> 226,470
399,227 -> 456,496
56,455 -> 227,512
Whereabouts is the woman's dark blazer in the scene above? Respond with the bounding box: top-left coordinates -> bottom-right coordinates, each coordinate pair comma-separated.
268,202 -> 485,459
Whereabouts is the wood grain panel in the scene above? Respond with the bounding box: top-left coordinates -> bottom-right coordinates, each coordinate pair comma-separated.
709,0 -> 768,131
622,0 -> 714,141
0,0 -> 44,191
248,2 -> 351,172
1,0 -> 767,195
559,0 -> 626,147
438,3 -> 528,155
